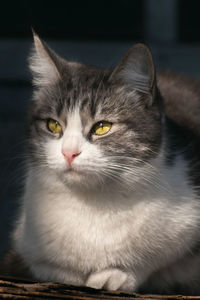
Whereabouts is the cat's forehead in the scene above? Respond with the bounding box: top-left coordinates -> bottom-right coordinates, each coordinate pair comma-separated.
33,64 -> 141,125
64,66 -> 139,115
64,65 -> 110,105
57,68 -> 111,122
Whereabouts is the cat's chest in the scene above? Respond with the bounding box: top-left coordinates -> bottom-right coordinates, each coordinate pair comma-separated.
24,191 -> 142,270
21,167 -> 199,273
46,194 -> 132,243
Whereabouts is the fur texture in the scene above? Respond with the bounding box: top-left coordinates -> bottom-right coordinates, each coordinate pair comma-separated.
9,34 -> 200,294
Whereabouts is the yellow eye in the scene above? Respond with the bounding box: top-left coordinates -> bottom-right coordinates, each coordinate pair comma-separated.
93,121 -> 112,136
47,119 -> 62,134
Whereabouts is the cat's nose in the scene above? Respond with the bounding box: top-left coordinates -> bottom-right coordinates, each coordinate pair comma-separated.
62,149 -> 81,165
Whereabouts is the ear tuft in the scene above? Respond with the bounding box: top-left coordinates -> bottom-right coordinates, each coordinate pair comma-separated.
110,44 -> 155,94
29,32 -> 61,87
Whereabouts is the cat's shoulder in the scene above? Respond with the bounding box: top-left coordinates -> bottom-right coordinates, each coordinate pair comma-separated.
157,71 -> 200,135
158,72 -> 200,188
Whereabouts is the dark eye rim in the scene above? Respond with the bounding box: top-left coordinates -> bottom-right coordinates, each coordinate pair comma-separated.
91,120 -> 113,135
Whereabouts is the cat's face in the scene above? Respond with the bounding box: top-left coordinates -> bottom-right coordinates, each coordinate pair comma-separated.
28,34 -> 162,192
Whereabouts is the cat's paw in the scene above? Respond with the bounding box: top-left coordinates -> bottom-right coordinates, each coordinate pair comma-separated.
86,268 -> 136,291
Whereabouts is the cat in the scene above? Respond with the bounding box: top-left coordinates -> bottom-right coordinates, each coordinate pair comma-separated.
2,32 -> 200,295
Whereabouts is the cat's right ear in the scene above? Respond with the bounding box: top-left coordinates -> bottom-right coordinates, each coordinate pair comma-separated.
29,31 -> 63,87
109,43 -> 155,96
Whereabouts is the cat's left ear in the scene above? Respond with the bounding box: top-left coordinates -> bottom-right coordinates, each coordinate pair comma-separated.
110,44 -> 155,96
29,31 -> 64,87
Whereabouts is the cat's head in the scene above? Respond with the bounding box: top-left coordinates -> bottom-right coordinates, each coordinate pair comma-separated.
27,33 -> 163,193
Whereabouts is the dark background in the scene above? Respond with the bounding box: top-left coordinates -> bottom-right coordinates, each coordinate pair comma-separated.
1,0 -> 200,256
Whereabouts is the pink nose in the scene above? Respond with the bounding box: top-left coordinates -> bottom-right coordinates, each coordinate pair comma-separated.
62,149 -> 81,165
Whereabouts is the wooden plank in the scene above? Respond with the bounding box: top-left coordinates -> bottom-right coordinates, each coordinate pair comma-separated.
0,277 -> 200,300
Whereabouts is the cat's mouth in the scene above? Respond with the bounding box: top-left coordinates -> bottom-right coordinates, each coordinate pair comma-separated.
64,167 -> 78,174
59,165 -> 94,189
63,165 -> 85,175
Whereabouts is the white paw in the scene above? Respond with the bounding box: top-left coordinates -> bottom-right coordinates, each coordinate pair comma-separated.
86,268 -> 136,291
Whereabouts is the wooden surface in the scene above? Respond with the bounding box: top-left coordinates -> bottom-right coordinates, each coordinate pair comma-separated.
0,277 -> 200,300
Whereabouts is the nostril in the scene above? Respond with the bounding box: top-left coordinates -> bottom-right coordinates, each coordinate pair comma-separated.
72,152 -> 81,159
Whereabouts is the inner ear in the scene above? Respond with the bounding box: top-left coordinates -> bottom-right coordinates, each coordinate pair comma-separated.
109,44 -> 155,95
29,32 -> 64,87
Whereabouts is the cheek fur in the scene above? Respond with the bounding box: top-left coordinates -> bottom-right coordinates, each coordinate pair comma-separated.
73,141 -> 106,169
45,137 -> 65,170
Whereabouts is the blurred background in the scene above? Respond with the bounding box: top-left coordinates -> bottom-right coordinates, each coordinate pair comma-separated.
1,0 -> 200,257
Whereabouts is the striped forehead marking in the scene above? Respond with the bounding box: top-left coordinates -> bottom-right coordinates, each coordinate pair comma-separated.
67,105 -> 82,129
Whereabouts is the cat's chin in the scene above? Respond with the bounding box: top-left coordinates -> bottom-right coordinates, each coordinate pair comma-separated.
58,168 -> 100,190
